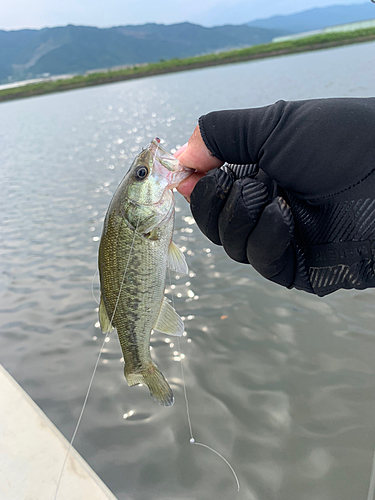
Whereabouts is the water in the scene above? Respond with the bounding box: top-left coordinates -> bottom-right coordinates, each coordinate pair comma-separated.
1,41 -> 375,500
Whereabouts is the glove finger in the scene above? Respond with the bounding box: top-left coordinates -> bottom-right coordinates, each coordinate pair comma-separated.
254,168 -> 279,198
190,168 -> 234,245
224,163 -> 258,179
218,177 -> 270,263
246,197 -> 296,288
226,165 -> 277,198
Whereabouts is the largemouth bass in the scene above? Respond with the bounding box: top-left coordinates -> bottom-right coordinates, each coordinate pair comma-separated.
98,138 -> 192,406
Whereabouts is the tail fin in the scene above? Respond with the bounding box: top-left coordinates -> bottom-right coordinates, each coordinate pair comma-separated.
125,362 -> 174,407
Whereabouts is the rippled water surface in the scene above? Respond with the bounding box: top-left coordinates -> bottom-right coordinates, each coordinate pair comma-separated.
1,42 -> 375,500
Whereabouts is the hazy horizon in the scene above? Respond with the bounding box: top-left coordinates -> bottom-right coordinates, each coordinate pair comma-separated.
1,0 -> 371,31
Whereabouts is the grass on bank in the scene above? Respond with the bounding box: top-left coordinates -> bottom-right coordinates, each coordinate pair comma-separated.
1,26 -> 375,102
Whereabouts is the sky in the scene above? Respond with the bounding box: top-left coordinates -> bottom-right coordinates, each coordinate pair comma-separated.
1,0 -> 371,31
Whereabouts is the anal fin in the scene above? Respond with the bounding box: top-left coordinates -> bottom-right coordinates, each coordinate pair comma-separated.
153,297 -> 184,337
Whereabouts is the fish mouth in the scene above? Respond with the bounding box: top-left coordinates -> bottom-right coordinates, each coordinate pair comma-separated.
149,138 -> 194,189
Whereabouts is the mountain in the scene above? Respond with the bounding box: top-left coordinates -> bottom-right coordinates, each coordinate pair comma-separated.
247,3 -> 375,34
0,23 -> 286,83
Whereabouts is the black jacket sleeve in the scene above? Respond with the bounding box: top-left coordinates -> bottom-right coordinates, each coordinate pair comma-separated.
199,98 -> 375,199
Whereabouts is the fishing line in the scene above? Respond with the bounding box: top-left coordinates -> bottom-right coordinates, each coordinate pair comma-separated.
168,269 -> 240,492
53,216 -> 141,500
52,333 -> 108,500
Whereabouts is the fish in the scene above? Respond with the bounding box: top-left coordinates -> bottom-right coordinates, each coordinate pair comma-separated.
98,138 -> 192,406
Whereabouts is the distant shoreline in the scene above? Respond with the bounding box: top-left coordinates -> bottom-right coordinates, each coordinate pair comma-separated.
1,27 -> 375,103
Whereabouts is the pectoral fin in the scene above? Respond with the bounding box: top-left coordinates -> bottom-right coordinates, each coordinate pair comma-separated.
168,241 -> 188,274
153,297 -> 184,337
99,296 -> 114,333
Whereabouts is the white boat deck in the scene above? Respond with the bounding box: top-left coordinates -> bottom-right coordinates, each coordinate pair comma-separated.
0,364 -> 118,500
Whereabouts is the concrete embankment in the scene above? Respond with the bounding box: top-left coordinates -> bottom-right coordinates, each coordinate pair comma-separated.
0,364 -> 118,500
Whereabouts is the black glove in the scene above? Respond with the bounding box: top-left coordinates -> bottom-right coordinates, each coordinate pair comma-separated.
190,98 -> 375,296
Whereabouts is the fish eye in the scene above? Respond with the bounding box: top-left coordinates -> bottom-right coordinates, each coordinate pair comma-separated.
134,165 -> 149,181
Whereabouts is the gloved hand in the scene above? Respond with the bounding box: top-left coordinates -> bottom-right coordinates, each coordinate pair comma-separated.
176,98 -> 375,296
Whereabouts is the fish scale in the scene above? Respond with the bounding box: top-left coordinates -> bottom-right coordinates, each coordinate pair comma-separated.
101,217 -> 173,366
